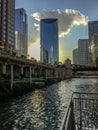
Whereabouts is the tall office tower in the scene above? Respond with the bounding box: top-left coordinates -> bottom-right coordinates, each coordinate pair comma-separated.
40,19 -> 59,64
78,39 -> 89,65
88,21 -> 98,65
91,34 -> 98,66
73,48 -> 79,64
88,21 -> 98,44
0,0 -> 15,52
15,8 -> 28,57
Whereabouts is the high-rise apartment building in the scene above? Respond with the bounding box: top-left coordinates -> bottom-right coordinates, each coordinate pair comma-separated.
78,39 -> 89,65
73,48 -> 79,64
15,8 -> 28,57
40,19 -> 59,64
0,0 -> 15,52
88,21 -> 98,44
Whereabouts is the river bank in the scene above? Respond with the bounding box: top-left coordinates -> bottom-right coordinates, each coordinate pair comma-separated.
0,78 -> 63,102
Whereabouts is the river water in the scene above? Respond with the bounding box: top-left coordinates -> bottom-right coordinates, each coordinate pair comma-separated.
0,78 -> 98,130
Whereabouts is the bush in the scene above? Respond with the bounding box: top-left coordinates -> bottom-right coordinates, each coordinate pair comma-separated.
0,80 -> 11,100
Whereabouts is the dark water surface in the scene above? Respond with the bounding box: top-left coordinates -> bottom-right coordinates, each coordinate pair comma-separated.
0,78 -> 98,130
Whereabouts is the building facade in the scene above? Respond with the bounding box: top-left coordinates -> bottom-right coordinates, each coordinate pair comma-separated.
88,21 -> 98,65
88,21 -> 98,44
40,19 -> 59,64
78,39 -> 89,65
73,48 -> 79,64
15,8 -> 28,57
91,34 -> 98,66
0,0 -> 15,52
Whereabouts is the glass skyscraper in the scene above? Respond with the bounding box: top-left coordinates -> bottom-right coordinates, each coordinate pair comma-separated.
15,8 -> 28,57
0,0 -> 15,51
40,18 -> 59,64
88,21 -> 98,44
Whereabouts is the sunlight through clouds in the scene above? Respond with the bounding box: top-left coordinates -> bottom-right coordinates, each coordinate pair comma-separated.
31,9 -> 88,37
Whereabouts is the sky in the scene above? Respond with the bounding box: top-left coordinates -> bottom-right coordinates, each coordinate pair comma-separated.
16,0 -> 98,63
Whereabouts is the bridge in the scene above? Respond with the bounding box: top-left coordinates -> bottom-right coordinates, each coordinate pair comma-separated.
1,51 -> 97,88
72,64 -> 98,72
0,52 -> 73,88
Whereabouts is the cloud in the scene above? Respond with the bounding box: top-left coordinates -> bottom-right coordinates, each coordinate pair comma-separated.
31,9 -> 88,37
28,36 -> 39,47
28,30 -> 40,54
28,24 -> 40,47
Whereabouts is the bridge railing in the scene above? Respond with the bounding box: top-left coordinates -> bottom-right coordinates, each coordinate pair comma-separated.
60,92 -> 98,130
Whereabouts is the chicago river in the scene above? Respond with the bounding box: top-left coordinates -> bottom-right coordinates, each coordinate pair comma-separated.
0,78 -> 98,130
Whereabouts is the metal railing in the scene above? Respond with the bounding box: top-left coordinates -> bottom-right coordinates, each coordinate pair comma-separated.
60,99 -> 75,130
60,92 -> 98,130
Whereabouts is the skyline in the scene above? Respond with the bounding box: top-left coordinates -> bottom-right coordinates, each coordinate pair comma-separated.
16,0 -> 98,63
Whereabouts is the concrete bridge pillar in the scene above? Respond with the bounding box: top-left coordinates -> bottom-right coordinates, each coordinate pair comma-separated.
32,67 -> 34,76
51,70 -> 54,77
48,70 -> 51,78
21,66 -> 24,75
59,70 -> 61,78
40,68 -> 42,76
3,64 -> 6,75
63,69 -> 66,78
11,64 -> 13,89
49,70 -> 53,78
45,69 -> 47,80
48,69 -> 51,78
29,66 -> 32,84
54,68 -> 59,78
46,69 -> 51,78
20,66 -> 24,79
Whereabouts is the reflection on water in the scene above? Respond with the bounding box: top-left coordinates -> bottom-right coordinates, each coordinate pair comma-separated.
0,78 -> 98,130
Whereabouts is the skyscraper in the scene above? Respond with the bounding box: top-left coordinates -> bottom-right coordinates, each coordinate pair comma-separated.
73,48 -> 79,64
91,34 -> 98,66
88,21 -> 98,44
78,39 -> 89,65
0,0 -> 15,52
15,8 -> 28,57
40,18 -> 59,64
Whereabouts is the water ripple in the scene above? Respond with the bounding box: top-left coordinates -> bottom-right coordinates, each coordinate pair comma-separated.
0,78 -> 98,130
